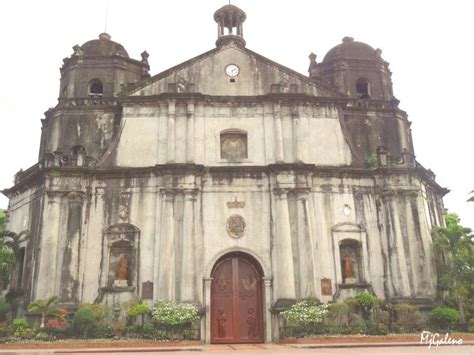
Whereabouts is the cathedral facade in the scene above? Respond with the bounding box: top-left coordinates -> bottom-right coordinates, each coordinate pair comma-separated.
3,5 -> 447,343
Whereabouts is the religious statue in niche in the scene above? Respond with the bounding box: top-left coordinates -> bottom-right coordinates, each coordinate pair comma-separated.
217,308 -> 227,338
220,132 -> 247,160
247,308 -> 256,338
109,240 -> 133,287
340,241 -> 361,284
226,214 -> 246,238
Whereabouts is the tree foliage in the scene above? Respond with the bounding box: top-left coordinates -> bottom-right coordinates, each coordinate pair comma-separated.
28,296 -> 63,328
432,213 -> 474,323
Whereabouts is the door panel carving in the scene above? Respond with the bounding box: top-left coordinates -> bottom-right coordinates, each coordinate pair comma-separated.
211,254 -> 263,343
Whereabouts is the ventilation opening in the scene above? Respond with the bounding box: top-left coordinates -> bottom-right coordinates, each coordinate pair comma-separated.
230,78 -> 235,83
356,78 -> 370,99
88,79 -> 103,97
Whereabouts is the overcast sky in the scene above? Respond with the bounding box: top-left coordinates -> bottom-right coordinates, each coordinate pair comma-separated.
0,0 -> 472,228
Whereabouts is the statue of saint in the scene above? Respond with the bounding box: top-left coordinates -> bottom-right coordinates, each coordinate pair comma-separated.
247,308 -> 256,338
217,308 -> 227,338
342,254 -> 353,279
116,254 -> 129,281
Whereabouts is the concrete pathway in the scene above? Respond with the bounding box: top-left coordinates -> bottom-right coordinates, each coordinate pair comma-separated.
1,343 -> 473,355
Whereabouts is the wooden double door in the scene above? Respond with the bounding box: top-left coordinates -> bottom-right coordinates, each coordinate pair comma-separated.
211,254 -> 264,343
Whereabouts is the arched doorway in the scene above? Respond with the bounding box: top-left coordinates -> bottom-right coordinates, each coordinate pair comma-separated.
211,252 -> 264,343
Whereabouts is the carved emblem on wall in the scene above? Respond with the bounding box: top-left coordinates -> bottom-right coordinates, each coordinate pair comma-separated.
220,132 -> 247,160
321,278 -> 332,296
226,197 -> 245,209
216,278 -> 229,291
226,214 -> 246,238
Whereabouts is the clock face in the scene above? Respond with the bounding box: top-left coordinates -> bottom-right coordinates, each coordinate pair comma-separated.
225,64 -> 240,77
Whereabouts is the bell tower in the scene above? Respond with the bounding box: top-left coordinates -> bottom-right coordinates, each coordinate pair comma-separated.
214,4 -> 246,47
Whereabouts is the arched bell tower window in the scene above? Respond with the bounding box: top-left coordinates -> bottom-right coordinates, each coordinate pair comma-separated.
356,78 -> 370,99
220,129 -> 248,161
88,79 -> 103,97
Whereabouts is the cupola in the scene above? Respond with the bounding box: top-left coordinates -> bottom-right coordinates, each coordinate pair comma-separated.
214,4 -> 246,47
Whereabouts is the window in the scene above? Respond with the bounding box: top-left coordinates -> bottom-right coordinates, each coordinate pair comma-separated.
88,79 -> 103,97
356,78 -> 370,99
220,130 -> 248,160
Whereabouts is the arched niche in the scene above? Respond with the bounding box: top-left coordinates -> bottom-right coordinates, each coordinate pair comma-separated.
100,223 -> 140,289
331,222 -> 370,286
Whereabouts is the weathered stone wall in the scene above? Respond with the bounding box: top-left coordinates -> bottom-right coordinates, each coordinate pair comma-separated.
115,100 -> 352,167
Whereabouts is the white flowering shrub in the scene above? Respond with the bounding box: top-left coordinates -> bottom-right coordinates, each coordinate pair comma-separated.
151,302 -> 199,326
281,301 -> 328,325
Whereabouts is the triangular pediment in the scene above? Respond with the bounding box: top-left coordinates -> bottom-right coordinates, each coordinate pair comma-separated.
129,41 -> 344,98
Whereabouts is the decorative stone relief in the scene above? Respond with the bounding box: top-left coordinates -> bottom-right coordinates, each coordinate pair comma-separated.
226,214 -> 246,238
220,132 -> 247,160
226,197 -> 245,209
118,193 -> 131,223
168,77 -> 195,93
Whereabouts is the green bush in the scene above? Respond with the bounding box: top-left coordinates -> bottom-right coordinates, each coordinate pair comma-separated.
468,318 -> 474,333
142,321 -> 155,336
74,307 -> 96,338
0,297 -> 11,321
93,324 -> 114,338
281,301 -> 329,338
354,292 -> 379,319
392,303 -> 424,332
324,302 -> 350,327
281,301 -> 328,325
11,318 -> 34,339
127,302 -> 150,325
152,302 -> 199,326
12,318 -> 28,330
430,306 -> 460,330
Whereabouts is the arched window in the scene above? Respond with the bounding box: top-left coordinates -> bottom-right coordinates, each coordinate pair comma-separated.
356,78 -> 370,99
88,79 -> 103,97
220,129 -> 248,160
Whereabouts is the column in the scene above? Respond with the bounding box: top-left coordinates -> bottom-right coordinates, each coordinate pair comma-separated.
158,189 -> 176,300
204,277 -> 213,344
36,192 -> 62,299
273,189 -> 296,299
153,190 -> 163,301
292,110 -> 301,162
180,189 -> 197,301
60,192 -> 84,301
140,188 -> 156,299
403,191 -> 420,294
167,100 -> 176,163
263,277 -> 273,343
415,192 -> 437,295
385,194 -> 411,296
186,102 -> 195,163
273,103 -> 284,163
295,189 -> 314,298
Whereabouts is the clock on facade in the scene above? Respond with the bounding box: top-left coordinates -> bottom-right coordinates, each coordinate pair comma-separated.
225,64 -> 240,77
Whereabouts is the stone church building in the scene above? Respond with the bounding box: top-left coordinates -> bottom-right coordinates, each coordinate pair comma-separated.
3,4 -> 447,343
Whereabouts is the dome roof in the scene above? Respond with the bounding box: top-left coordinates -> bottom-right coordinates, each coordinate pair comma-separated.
80,33 -> 129,58
214,4 -> 247,22
323,37 -> 377,62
